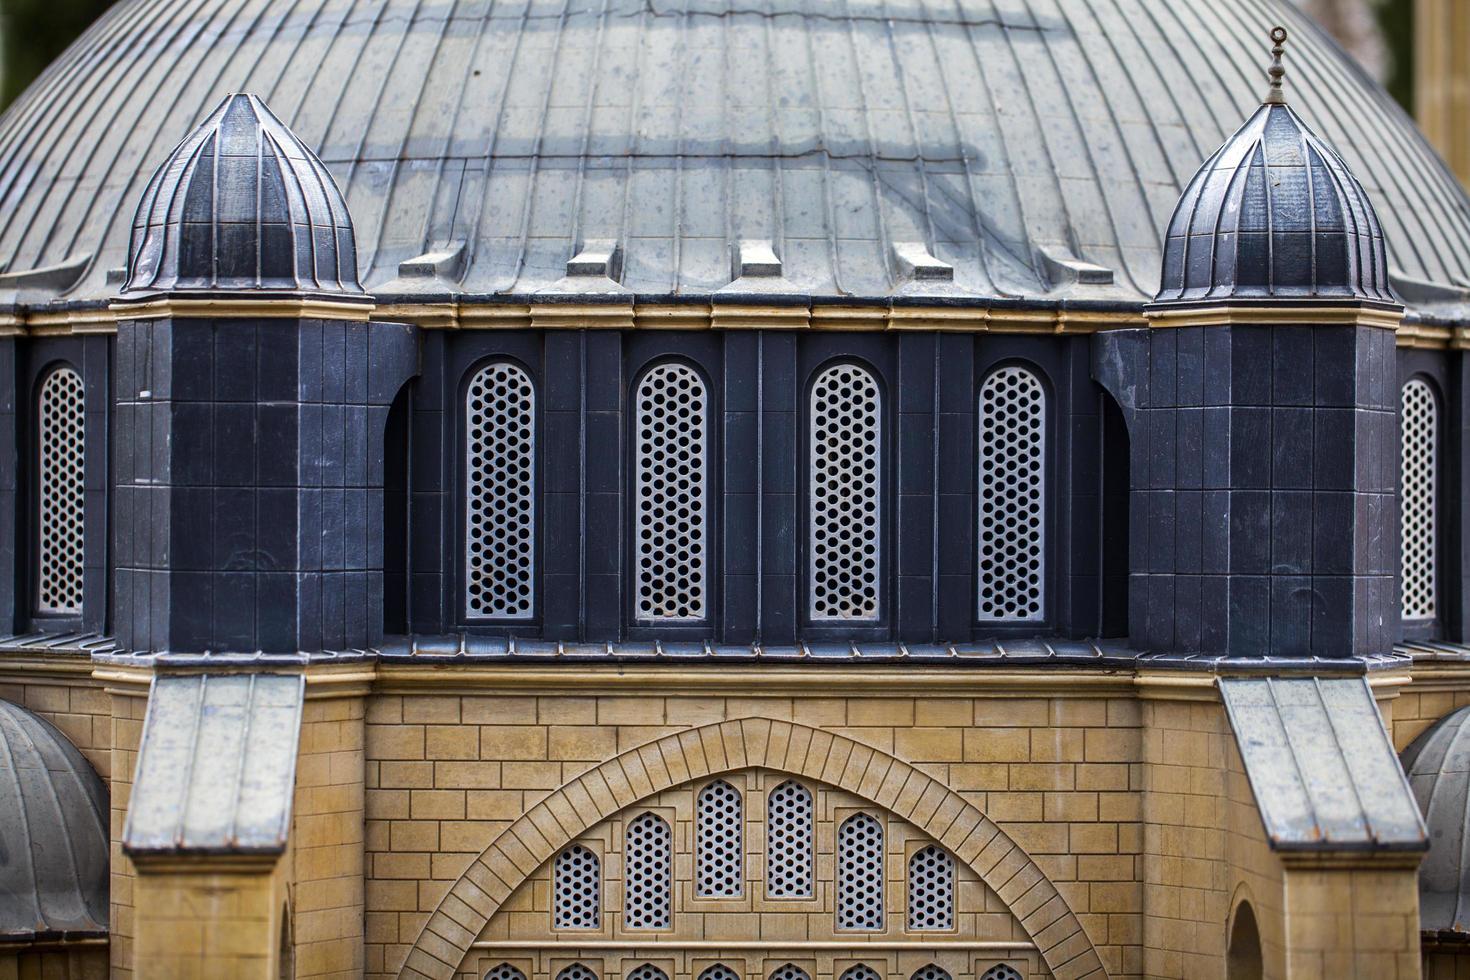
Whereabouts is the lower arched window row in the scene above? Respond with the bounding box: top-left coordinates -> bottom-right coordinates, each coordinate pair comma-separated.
556,966 -> 599,980
484,965 -> 526,980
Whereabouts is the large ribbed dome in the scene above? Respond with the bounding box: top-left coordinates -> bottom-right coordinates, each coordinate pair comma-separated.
0,700 -> 109,942
1404,707 -> 1470,935
1,0 -> 1469,315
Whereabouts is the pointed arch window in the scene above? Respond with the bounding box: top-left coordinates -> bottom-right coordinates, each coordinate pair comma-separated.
766,780 -> 814,898
624,812 -> 672,929
907,845 -> 954,930
769,965 -> 810,980
465,361 -> 536,619
837,813 -> 884,930
633,362 -> 710,622
809,362 -> 882,622
556,966 -> 599,980
839,967 -> 881,980
35,365 -> 85,616
1401,378 -> 1438,622
978,365 -> 1046,622
484,966 -> 526,980
626,966 -> 669,980
696,779 -> 743,897
553,844 -> 599,929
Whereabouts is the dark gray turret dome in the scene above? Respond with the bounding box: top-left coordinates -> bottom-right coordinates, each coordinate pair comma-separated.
122,93 -> 362,298
0,0 -> 1469,315
0,700 -> 109,942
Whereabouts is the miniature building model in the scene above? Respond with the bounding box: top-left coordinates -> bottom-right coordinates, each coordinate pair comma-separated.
3,2 -> 1470,979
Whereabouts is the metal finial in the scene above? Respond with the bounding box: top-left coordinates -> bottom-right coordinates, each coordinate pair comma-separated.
1265,26 -> 1288,104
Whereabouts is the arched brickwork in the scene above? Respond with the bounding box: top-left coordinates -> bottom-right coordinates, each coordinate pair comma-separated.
397,718 -> 1107,980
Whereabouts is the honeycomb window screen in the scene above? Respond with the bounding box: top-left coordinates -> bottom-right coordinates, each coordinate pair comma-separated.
836,812 -> 884,930
808,363 -> 882,621
978,967 -> 1022,980
35,366 -> 85,616
624,813 -> 672,929
698,966 -> 740,980
696,780 -> 743,897
1402,378 -> 1438,622
556,966 -> 599,980
553,844 -> 600,929
769,965 -> 810,980
485,965 -> 526,980
633,362 -> 710,622
465,361 -> 536,620
907,845 -> 954,930
839,967 -> 881,980
626,965 -> 668,980
766,780 -> 814,898
910,966 -> 951,980
977,365 -> 1046,622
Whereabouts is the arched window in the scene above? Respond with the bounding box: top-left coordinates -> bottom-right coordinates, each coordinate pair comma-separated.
696,779 -> 742,897
809,363 -> 882,622
626,966 -> 668,980
907,845 -> 954,930
35,365 -> 85,616
769,965 -> 809,980
911,966 -> 951,980
553,843 -> 599,929
766,780 -> 813,898
836,813 -> 884,930
633,362 -> 710,622
1401,378 -> 1438,622
465,361 -> 536,619
1227,901 -> 1263,980
624,812 -> 672,929
978,968 -> 1021,980
978,366 -> 1046,622
698,966 -> 740,980
839,967 -> 881,980
556,965 -> 598,980
485,966 -> 526,980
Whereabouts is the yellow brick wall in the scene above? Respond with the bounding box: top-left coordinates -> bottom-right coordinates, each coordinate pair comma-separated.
131,864 -> 288,978
0,946 -> 109,980
1282,866 -> 1422,978
1423,947 -> 1470,978
289,691 -> 368,979
363,676 -> 1145,980
108,684 -> 148,978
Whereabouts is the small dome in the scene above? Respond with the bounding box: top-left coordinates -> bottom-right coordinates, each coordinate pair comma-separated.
0,700 -> 109,941
122,93 -> 362,298
1154,30 -> 1396,307
1403,706 -> 1470,935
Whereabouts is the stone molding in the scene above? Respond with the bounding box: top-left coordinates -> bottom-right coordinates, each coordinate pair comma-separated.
397,717 -> 1106,980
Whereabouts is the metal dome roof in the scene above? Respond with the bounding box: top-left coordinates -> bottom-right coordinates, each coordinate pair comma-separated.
0,700 -> 109,942
1404,706 -> 1470,935
1,0 -> 1469,315
122,93 -> 364,298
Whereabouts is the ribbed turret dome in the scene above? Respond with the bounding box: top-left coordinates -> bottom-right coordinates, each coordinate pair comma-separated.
121,93 -> 362,298
0,700 -> 109,941
1154,30 -> 1397,307
1403,706 -> 1470,935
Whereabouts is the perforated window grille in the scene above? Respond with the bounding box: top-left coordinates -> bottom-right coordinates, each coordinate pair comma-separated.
698,966 -> 740,980
769,964 -> 809,980
978,967 -> 1021,980
697,780 -> 743,897
907,845 -> 954,930
465,361 -> 536,619
554,844 -> 600,929
910,966 -> 951,980
977,366 -> 1046,622
808,363 -> 882,621
839,967 -> 881,980
626,965 -> 668,980
35,366 -> 84,616
634,362 -> 709,621
837,813 -> 884,930
624,813 -> 672,929
556,965 -> 599,980
766,781 -> 814,898
484,965 -> 526,980
1402,378 -> 1438,621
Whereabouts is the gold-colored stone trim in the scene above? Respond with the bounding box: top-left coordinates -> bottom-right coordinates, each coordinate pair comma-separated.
710,304 -> 811,330
1277,850 -> 1426,871
110,297 -> 376,322
468,941 -> 1038,951
1145,303 -> 1405,330
530,301 -> 635,330
129,852 -> 283,874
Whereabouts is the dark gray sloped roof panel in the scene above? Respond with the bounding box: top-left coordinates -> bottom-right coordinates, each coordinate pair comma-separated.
1220,677 -> 1426,852
2,0 -> 1470,315
1403,706 -> 1470,934
0,699 -> 109,941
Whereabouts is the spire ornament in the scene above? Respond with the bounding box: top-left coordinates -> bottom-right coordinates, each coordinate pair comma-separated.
1264,25 -> 1288,104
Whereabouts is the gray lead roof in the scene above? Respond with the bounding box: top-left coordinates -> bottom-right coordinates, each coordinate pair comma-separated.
2,0 -> 1470,315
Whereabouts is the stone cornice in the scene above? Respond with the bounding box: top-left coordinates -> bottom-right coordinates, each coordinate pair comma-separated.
110,296 -> 376,322
1144,301 -> 1406,331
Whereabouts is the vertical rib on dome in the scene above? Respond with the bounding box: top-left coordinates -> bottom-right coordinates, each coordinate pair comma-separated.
121,93 -> 362,297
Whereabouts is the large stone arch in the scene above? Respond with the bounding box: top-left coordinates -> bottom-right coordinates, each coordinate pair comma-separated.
398,718 -> 1107,980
